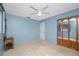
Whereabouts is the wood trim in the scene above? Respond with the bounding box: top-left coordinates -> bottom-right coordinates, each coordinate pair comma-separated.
68,16 -> 70,48
57,21 -> 59,44
76,16 -> 78,50
57,21 -> 58,41
61,20 -> 63,45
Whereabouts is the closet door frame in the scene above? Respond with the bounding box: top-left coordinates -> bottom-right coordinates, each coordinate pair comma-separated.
68,17 -> 70,48
76,16 -> 78,50
61,20 -> 63,45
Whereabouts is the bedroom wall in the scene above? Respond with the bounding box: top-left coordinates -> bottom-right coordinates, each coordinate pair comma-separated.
0,11 -> 5,56
0,12 -> 3,55
43,8 -> 79,47
6,14 -> 40,45
0,34 -> 3,56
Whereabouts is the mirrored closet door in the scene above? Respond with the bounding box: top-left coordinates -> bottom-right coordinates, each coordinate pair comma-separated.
57,16 -> 79,51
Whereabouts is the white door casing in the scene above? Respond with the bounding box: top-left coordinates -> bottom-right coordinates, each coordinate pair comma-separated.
40,22 -> 45,40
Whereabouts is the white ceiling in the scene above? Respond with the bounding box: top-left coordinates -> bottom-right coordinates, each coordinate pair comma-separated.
3,3 -> 79,21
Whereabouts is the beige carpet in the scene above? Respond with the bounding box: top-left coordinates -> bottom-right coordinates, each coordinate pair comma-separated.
4,41 -> 79,56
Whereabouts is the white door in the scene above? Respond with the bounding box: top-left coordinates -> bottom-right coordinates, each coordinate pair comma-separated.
40,22 -> 45,40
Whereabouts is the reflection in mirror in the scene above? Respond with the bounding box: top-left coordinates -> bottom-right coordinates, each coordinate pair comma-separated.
57,20 -> 63,39
63,19 -> 68,40
63,19 -> 68,31
70,18 -> 76,41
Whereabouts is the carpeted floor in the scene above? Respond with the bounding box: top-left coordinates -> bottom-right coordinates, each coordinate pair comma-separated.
4,41 -> 79,56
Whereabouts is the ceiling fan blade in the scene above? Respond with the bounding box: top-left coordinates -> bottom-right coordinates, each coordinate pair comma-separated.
41,5 -> 49,11
30,6 -> 38,12
30,13 -> 37,15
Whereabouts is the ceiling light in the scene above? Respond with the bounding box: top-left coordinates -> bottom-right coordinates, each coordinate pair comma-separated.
37,11 -> 42,16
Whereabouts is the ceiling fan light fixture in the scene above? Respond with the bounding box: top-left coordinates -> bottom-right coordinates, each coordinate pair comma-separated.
30,5 -> 49,17
37,11 -> 42,16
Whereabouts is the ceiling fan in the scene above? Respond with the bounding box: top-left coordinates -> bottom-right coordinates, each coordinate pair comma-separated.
30,5 -> 49,16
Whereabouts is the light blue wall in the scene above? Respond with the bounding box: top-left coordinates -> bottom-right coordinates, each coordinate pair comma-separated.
43,8 -> 79,46
0,12 -> 2,55
6,14 -> 40,45
0,12 -> 4,56
0,34 -> 3,56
